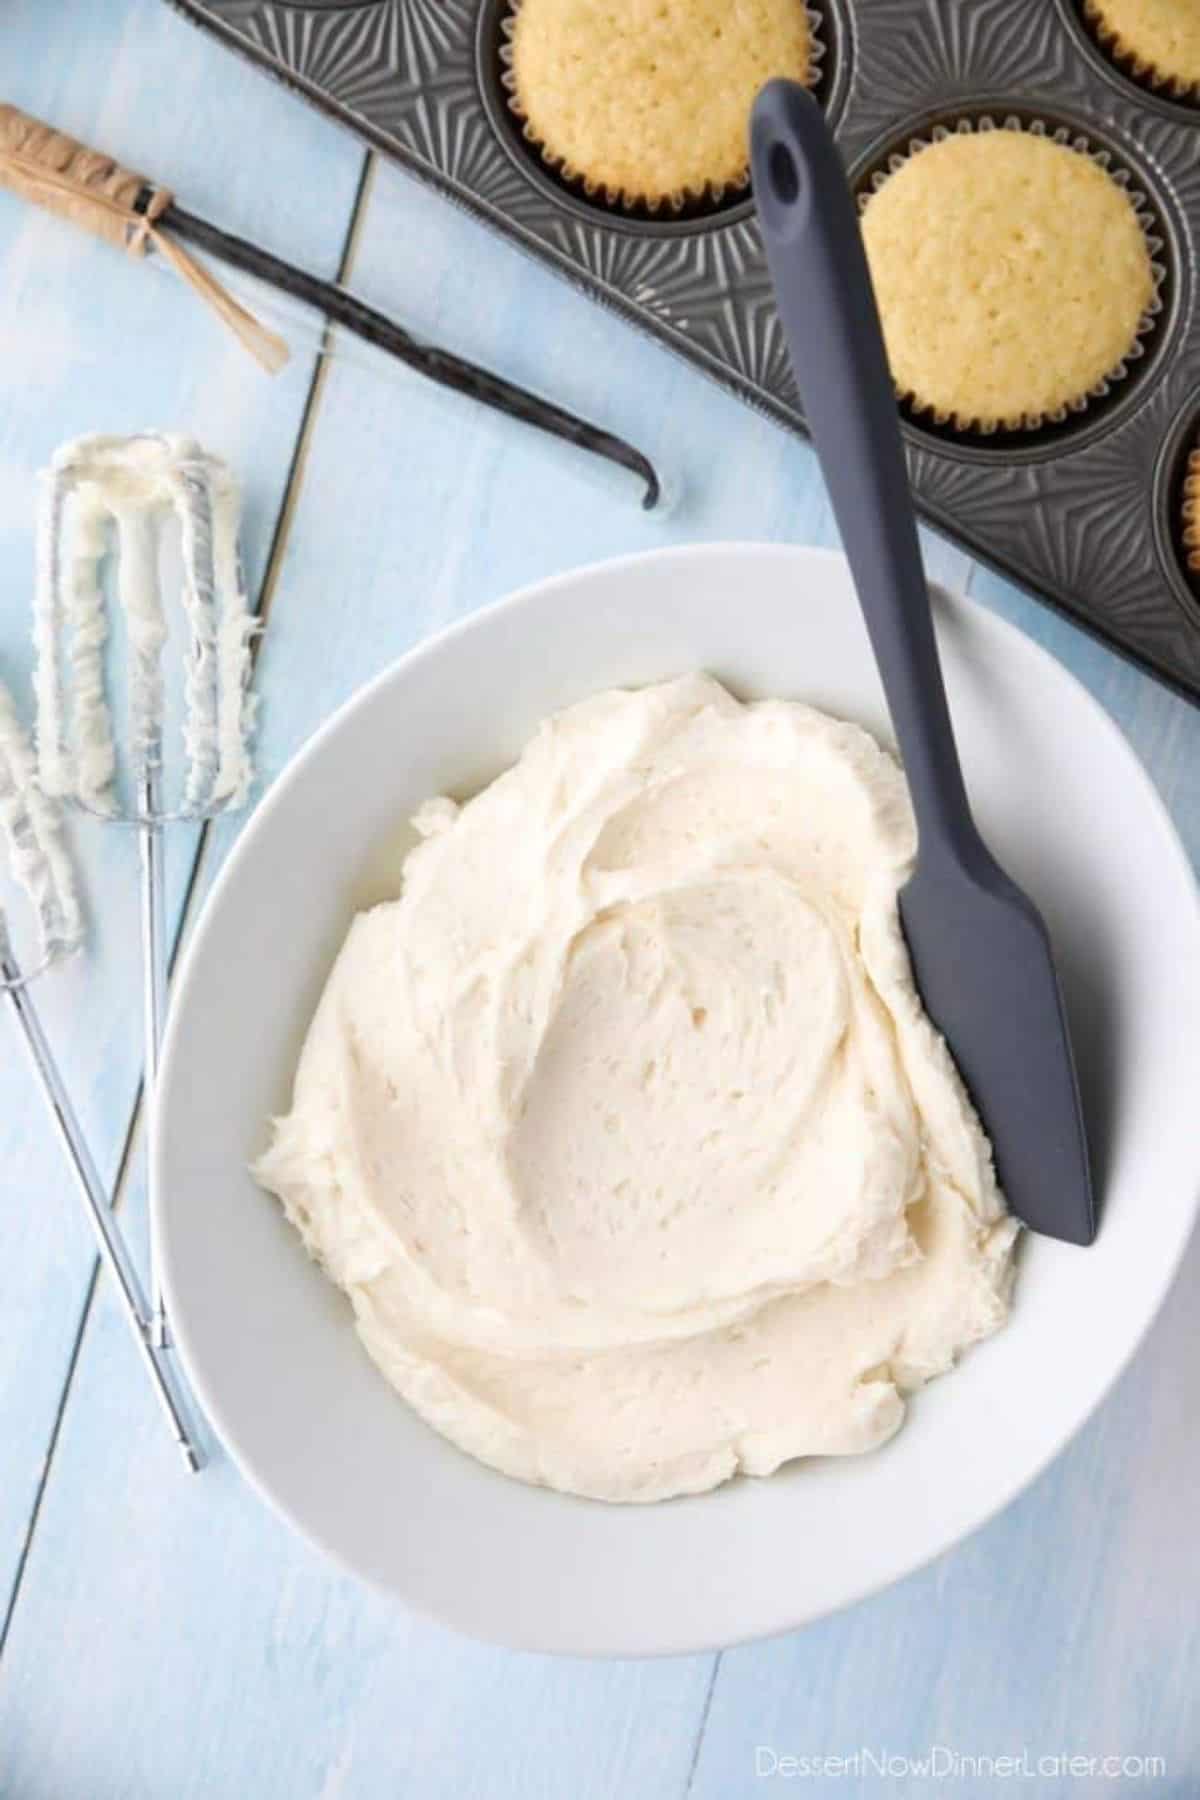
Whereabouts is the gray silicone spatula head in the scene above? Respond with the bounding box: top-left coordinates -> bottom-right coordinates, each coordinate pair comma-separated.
750,80 -> 1094,1244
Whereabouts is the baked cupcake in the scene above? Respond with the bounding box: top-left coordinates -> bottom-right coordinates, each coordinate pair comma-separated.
860,124 -> 1158,432
506,0 -> 814,210
1084,0 -> 1200,101
1181,448 -> 1200,573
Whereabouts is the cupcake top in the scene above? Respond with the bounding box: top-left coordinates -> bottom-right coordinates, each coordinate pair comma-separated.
1085,0 -> 1200,95
860,128 -> 1156,431
1181,448 -> 1200,573
508,0 -> 811,207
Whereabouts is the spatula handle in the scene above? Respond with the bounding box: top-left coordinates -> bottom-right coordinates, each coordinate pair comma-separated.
750,81 -> 977,862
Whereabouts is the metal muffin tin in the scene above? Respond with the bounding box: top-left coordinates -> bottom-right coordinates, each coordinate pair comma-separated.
171,0 -> 1200,701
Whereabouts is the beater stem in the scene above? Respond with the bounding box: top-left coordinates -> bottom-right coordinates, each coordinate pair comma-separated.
4,947 -> 202,1472
139,768 -> 170,1351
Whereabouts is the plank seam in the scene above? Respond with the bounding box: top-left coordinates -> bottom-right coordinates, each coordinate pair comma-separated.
161,148 -> 377,951
683,1653 -> 723,1797
0,1257 -> 100,1663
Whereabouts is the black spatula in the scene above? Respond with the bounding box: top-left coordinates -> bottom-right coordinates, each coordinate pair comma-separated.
750,80 -> 1094,1244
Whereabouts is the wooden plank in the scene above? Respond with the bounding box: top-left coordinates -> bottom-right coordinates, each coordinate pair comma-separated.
2,1259 -> 716,1798
3,14 -> 1198,1791
0,0 -> 363,1629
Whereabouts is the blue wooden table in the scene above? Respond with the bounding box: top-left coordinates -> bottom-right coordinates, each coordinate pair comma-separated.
1,5 -> 1196,1794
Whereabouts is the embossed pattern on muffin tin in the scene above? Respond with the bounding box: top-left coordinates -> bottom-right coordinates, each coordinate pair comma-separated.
169,0 -> 1200,702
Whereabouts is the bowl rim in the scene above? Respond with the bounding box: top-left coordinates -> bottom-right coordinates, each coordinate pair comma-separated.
155,540 -> 1200,1656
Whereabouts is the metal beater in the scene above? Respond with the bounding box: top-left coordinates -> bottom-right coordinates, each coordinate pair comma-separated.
34,433 -> 257,1357
1,674 -> 201,1468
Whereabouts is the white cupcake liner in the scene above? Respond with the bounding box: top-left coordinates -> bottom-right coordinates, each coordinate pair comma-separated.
857,114 -> 1167,436
500,0 -> 826,216
1181,448 -> 1200,573
1082,1 -> 1200,105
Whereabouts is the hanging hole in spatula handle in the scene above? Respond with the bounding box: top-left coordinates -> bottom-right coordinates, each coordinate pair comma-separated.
751,80 -> 908,506
765,139 -> 803,209
751,79 -> 974,856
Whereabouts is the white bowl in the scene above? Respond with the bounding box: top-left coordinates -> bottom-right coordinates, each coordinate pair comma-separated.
156,544 -> 1200,1656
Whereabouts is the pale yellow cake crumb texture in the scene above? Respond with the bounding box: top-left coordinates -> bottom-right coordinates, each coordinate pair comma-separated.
1182,450 -> 1200,572
510,0 -> 811,205
1085,0 -> 1200,92
860,130 -> 1156,430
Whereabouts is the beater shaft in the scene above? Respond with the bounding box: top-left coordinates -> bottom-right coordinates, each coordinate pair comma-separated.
139,768 -> 170,1349
4,947 -> 202,1470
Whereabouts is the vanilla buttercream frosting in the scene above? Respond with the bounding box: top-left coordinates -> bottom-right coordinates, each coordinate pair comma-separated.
255,676 -> 1017,1502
